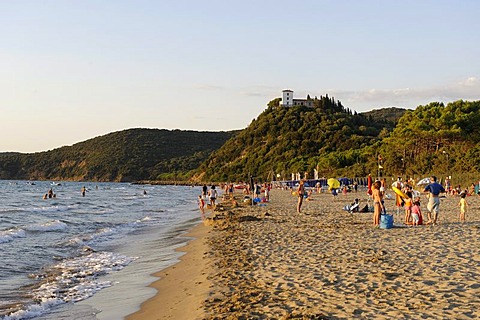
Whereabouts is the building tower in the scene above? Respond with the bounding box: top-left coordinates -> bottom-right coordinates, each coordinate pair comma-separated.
281,89 -> 293,107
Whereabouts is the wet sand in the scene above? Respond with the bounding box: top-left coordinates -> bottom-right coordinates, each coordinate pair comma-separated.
129,187 -> 480,319
126,224 -> 210,320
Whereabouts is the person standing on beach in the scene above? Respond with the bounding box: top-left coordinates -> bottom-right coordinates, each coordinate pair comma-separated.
411,198 -> 422,226
254,182 -> 261,200
224,183 -> 229,200
445,176 -> 452,195
404,190 -> 413,225
202,184 -> 208,199
297,180 -> 306,213
208,185 -> 218,212
198,195 -> 205,219
380,178 -> 387,196
393,177 -> 404,214
423,176 -> 445,225
372,180 -> 384,227
459,192 -> 468,222
264,183 -> 270,202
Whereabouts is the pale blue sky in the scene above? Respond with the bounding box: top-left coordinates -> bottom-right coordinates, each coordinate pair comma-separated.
1,0 -> 479,152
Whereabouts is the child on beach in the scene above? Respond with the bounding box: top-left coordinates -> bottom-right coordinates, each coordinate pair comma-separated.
459,192 -> 468,222
411,198 -> 422,226
198,195 -> 205,219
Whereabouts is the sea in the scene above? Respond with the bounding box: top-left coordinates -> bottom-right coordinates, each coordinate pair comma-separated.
0,180 -> 205,320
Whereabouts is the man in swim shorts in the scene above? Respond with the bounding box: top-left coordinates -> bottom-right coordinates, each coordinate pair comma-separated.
423,176 -> 445,225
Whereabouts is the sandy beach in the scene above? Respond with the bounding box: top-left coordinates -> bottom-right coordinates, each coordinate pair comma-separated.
128,186 -> 480,319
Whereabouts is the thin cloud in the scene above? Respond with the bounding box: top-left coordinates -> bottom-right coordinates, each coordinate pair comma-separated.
459,76 -> 479,87
325,76 -> 480,110
193,84 -> 225,91
239,85 -> 280,97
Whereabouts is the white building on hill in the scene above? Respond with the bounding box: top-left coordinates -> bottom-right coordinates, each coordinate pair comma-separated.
280,89 -> 313,107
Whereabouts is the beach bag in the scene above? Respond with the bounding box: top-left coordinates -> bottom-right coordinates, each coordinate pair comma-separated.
380,214 -> 394,229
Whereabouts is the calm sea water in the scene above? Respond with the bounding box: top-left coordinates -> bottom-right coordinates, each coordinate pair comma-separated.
0,180 -> 204,320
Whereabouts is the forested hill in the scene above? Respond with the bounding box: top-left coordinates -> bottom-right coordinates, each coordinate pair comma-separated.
0,129 -> 235,182
361,107 -> 408,129
194,97 -> 407,182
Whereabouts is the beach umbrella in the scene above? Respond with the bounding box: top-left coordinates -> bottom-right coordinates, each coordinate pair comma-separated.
417,177 -> 430,185
327,178 -> 340,189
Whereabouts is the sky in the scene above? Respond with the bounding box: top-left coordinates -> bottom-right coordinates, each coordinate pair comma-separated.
1,0 -> 479,153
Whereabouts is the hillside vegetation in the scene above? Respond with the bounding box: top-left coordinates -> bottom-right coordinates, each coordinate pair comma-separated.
195,96 -> 405,182
380,100 -> 480,177
0,129 -> 235,182
196,98 -> 480,183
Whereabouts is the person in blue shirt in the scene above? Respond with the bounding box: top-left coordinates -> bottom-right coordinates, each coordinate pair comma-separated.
423,176 -> 445,225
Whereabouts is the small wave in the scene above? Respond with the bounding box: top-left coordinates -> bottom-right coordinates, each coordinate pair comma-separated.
92,227 -> 117,240
91,208 -> 115,215
73,208 -> 115,215
0,228 -> 26,244
64,227 -> 117,247
30,206 -> 56,214
4,251 -> 136,319
30,203 -> 79,213
3,298 -> 62,320
0,208 -> 24,213
25,220 -> 67,232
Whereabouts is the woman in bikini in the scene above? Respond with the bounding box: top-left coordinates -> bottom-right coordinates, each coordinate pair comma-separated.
372,180 -> 384,227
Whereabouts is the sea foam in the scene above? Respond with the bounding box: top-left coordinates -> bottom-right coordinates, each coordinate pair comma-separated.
4,251 -> 135,319
25,220 -> 67,232
0,228 -> 26,244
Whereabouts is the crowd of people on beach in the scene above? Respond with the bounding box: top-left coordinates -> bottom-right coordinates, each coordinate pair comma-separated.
197,182 -> 273,218
199,173 -> 480,229
387,175 -> 475,226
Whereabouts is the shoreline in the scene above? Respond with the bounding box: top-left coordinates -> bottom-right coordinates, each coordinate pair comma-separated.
126,221 -> 211,320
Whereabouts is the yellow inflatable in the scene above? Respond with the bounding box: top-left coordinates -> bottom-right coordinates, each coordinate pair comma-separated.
392,186 -> 409,199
